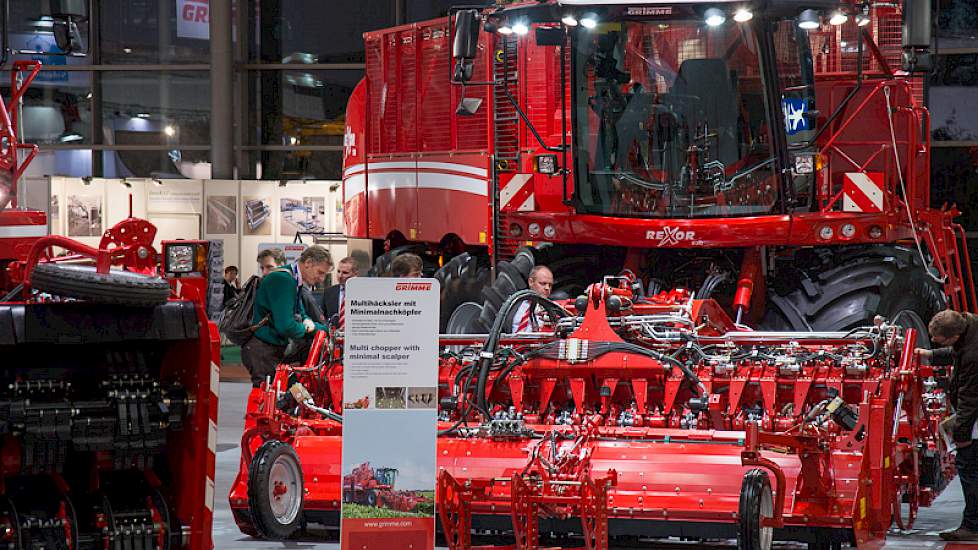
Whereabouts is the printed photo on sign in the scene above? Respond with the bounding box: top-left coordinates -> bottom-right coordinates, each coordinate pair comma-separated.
341,411 -> 435,520
280,196 -> 326,237
67,194 -> 102,237
375,387 -> 406,409
407,387 -> 436,409
243,196 -> 271,236
206,196 -> 236,234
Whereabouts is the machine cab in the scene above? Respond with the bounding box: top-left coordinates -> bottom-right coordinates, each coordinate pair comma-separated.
451,1 -> 856,221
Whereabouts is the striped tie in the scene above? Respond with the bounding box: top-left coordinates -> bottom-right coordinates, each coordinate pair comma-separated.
516,304 -> 532,332
338,288 -> 345,330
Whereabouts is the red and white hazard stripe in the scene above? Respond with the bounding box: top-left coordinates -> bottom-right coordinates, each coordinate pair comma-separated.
500,173 -> 535,212
205,360 -> 220,514
842,172 -> 884,213
342,161 -> 488,202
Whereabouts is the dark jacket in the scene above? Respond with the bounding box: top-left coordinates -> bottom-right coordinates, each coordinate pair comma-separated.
222,280 -> 238,307
934,312 -> 978,442
322,284 -> 342,321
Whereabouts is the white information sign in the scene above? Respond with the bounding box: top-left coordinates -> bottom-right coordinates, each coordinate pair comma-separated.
176,0 -> 210,40
340,278 -> 438,550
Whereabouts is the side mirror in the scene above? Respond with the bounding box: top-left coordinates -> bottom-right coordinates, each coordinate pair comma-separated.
452,10 -> 481,82
901,0 -> 932,72
44,0 -> 89,54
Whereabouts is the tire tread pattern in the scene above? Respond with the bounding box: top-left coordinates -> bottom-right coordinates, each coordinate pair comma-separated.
31,263 -> 171,307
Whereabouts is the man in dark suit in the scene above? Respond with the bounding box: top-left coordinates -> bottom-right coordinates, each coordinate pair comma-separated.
323,256 -> 359,325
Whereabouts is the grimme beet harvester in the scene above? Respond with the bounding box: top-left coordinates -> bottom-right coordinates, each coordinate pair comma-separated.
231,275 -> 951,549
0,61 -> 220,550
342,0 -> 973,338
343,462 -> 431,512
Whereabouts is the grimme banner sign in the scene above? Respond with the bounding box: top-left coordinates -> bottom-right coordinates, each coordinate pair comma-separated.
340,278 -> 439,550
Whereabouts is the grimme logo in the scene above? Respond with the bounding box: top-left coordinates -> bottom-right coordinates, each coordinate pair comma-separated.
395,282 -> 432,291
646,227 -> 696,246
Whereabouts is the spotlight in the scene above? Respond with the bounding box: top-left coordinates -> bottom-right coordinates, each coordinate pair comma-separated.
163,125 -> 176,137
733,8 -> 753,22
855,7 -> 871,26
829,10 -> 848,25
580,13 -> 598,29
562,14 -> 579,27
498,25 -> 513,35
798,9 -> 820,30
512,21 -> 529,35
704,8 -> 726,27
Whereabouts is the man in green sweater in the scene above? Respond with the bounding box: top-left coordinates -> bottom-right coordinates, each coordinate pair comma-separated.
241,245 -> 333,386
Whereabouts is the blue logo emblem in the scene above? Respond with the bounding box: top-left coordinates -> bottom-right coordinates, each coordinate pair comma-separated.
782,98 -> 808,135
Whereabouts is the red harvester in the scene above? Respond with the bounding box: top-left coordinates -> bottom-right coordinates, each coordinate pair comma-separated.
342,0 -> 973,342
343,462 -> 430,512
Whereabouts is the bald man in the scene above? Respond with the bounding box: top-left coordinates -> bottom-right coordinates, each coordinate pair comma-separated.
511,265 -> 554,333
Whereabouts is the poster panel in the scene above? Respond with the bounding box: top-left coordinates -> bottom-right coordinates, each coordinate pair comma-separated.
341,278 -> 439,550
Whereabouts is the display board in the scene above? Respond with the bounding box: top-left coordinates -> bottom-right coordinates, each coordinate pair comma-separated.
340,278 -> 439,550
37,177 -> 346,281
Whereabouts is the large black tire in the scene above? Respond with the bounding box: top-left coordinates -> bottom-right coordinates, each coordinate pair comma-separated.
434,252 -> 490,332
472,246 -> 615,332
738,469 -> 774,550
761,246 -> 946,334
248,440 -> 304,540
31,263 -> 171,307
475,247 -> 536,333
529,244 -> 607,299
364,489 -> 378,507
367,244 -> 428,277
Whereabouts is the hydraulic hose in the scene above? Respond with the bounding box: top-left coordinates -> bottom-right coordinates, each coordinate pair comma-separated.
475,289 -> 569,419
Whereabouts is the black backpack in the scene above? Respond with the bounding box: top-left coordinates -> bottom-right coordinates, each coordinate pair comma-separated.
219,275 -> 264,345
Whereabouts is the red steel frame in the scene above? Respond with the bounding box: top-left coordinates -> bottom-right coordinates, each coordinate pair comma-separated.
0,60 -> 218,549
230,281 -> 950,548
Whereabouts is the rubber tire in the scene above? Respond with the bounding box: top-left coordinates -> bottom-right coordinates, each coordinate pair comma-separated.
365,489 -> 377,507
367,244 -> 427,277
231,508 -> 260,538
434,252 -> 490,332
475,258 -> 529,332
738,468 -> 774,550
31,263 -> 171,307
761,246 -> 946,332
248,440 -> 304,540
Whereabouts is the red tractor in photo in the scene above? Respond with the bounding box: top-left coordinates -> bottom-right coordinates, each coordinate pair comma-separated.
0,60 -> 221,550
343,462 -> 430,512
342,0 -> 972,342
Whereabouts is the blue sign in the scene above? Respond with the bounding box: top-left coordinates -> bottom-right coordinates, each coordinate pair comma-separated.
782,98 -> 809,135
26,34 -> 68,83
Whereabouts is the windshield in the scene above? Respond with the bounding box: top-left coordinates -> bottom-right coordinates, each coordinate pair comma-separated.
571,19 -> 781,218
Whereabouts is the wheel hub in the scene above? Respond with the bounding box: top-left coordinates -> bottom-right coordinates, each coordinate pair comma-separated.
268,457 -> 301,524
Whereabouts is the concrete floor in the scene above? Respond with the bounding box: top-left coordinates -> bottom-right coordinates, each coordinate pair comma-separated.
213,381 -> 975,549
